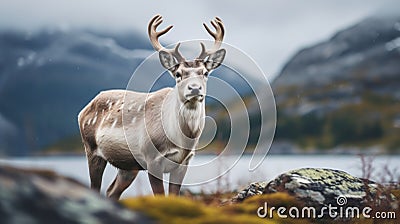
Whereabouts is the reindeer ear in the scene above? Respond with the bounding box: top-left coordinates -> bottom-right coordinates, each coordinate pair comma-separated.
205,49 -> 226,71
159,50 -> 179,73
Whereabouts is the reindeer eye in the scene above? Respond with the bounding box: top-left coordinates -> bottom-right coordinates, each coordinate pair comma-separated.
204,71 -> 209,77
175,72 -> 182,80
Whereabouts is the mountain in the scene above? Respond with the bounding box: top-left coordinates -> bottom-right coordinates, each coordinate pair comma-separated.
0,29 -> 153,155
272,15 -> 400,153
0,28 -> 254,156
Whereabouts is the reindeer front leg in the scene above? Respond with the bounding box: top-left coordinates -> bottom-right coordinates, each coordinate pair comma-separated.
169,165 -> 188,195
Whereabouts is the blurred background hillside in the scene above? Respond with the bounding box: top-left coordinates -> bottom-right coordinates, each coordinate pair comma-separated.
273,15 -> 400,154
0,0 -> 399,156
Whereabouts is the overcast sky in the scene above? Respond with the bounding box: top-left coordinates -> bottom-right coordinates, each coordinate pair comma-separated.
1,0 -> 399,80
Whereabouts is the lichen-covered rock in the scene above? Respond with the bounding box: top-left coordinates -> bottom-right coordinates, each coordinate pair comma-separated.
264,168 -> 395,209
233,168 -> 397,211
0,165 -> 153,224
232,182 -> 268,202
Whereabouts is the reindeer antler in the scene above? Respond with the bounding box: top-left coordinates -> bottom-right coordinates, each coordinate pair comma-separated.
197,17 -> 225,60
148,15 -> 185,63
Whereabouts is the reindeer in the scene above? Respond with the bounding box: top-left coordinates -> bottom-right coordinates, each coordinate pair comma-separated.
78,15 -> 226,199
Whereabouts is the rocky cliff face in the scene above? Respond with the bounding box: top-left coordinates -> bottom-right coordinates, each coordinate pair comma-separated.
272,15 -> 400,152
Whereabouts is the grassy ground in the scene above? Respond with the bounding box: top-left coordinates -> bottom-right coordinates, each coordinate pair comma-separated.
120,190 -> 399,224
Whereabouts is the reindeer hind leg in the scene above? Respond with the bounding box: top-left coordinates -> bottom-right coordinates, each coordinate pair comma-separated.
106,169 -> 139,200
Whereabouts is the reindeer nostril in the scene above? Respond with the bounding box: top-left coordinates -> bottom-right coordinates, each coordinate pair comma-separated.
188,85 -> 193,90
191,88 -> 200,95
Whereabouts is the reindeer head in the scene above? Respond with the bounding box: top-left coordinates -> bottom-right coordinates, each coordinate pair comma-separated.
148,15 -> 226,106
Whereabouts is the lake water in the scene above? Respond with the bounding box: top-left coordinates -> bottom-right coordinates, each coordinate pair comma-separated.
1,154 -> 399,199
